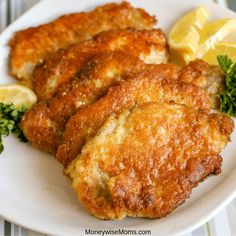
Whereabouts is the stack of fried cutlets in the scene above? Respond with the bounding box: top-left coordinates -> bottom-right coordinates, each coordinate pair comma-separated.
8,2 -> 234,220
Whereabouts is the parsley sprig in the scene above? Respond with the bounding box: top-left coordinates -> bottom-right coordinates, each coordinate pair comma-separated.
0,103 -> 27,153
217,55 -> 236,116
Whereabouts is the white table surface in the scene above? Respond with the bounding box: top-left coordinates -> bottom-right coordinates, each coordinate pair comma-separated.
0,0 -> 236,235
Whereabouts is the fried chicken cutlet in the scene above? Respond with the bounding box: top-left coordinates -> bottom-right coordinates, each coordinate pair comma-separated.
56,69 -> 211,167
180,59 -> 225,108
33,28 -> 169,101
9,1 -> 156,86
67,102 -> 233,219
20,51 -> 180,155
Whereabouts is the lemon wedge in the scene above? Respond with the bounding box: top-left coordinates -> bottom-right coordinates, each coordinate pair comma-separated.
168,6 -> 236,65
169,27 -> 200,55
202,42 -> 236,64
0,84 -> 37,109
168,7 -> 209,55
196,19 -> 236,59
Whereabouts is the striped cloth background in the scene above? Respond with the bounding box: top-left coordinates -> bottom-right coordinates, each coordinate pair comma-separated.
0,0 -> 236,235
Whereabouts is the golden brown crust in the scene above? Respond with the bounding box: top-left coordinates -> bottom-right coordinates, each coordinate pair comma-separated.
20,51 -> 179,155
67,103 -> 233,219
180,59 -> 225,108
57,70 -> 211,167
21,55 -> 224,159
33,28 -> 169,101
20,102 -> 62,154
9,1 -> 156,86
20,51 -> 144,154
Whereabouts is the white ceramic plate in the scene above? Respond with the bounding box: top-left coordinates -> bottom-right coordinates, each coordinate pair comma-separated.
1,0 -> 236,235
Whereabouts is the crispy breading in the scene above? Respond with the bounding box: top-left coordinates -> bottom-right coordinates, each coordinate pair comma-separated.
180,59 -> 225,108
21,52 -> 224,158
20,51 -> 180,155
66,102 -> 233,219
9,1 -> 156,86
57,70 -> 211,167
32,28 -> 169,101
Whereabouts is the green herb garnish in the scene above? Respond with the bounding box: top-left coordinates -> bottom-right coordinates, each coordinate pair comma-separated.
217,55 -> 236,116
0,103 -> 27,153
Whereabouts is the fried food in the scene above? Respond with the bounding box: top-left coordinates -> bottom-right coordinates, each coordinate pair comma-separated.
9,1 -> 156,87
57,70 -> 211,167
21,49 -> 224,158
33,28 -> 169,101
66,102 -> 234,219
20,51 -> 180,155
7,0 -> 234,222
180,59 -> 225,108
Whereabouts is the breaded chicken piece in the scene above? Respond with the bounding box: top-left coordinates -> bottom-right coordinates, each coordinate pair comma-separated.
20,51 -> 180,155
33,29 -> 169,101
66,102 -> 234,219
57,70 -> 211,167
9,1 -> 156,86
180,59 -> 225,108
